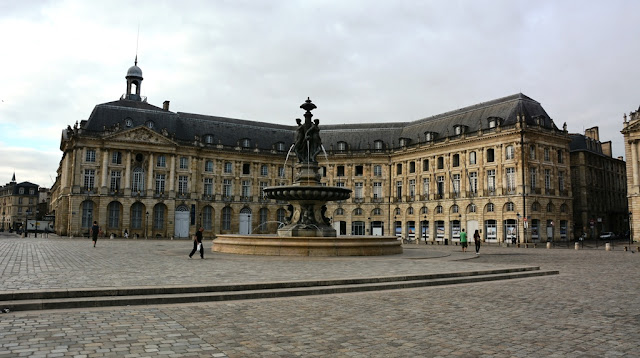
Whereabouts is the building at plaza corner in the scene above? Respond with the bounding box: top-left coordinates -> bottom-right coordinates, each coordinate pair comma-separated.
50,60 -> 576,243
622,109 -> 640,242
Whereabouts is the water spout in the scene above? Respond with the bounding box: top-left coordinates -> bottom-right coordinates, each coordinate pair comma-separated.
320,144 -> 329,162
284,144 -> 295,168
251,221 -> 287,234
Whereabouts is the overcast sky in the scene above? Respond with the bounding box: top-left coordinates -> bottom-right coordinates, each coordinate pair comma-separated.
1,0 -> 638,188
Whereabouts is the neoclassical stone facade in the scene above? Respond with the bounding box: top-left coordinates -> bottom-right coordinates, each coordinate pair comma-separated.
50,62 -> 574,242
622,110 -> 640,242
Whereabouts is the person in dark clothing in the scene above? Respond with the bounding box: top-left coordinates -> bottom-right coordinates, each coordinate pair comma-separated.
90,221 -> 100,248
189,227 -> 204,259
474,229 -> 481,255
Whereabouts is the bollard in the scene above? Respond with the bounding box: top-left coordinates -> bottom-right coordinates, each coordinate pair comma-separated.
575,242 -> 580,250
624,246 -> 628,251
605,242 -> 611,251
546,242 -> 551,249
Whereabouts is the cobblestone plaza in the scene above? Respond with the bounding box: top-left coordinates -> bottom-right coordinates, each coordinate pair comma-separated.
0,233 -> 638,357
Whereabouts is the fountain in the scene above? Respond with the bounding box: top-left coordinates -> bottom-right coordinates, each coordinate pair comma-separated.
212,98 -> 402,256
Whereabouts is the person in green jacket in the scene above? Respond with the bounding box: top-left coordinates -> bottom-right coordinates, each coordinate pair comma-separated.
460,228 -> 468,252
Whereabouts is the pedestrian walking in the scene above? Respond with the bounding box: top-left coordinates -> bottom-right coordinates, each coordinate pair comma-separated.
124,229 -> 129,239
90,221 -> 101,248
460,228 -> 468,252
189,227 -> 204,259
474,229 -> 481,255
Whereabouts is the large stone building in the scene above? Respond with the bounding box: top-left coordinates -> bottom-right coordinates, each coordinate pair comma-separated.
50,61 -> 574,243
570,127 -> 627,238
0,174 -> 40,231
622,109 -> 640,242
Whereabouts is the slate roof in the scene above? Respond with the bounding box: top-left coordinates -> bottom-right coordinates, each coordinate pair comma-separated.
79,93 -> 560,151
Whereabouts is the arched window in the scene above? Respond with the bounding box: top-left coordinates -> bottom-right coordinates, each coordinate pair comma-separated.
547,203 -> 554,213
372,208 -> 382,216
132,167 -> 144,192
506,145 -> 515,160
153,203 -> 166,229
451,205 -> 459,214
560,204 -> 567,213
487,203 -> 495,212
108,201 -> 121,229
222,206 -> 232,230
353,208 -> 363,216
81,201 -> 94,228
395,208 -> 401,216
336,208 -> 345,216
131,202 -> 144,229
532,202 -> 539,211
408,207 -> 414,215
436,205 -> 443,214
259,208 -> 268,231
202,206 -> 213,230
468,204 -> 476,213
276,208 -> 286,226
506,202 -> 515,211
420,207 -> 428,215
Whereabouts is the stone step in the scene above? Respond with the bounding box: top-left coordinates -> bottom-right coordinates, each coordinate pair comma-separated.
0,268 -> 558,312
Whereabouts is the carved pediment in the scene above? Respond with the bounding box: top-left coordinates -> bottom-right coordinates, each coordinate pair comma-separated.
105,127 -> 176,145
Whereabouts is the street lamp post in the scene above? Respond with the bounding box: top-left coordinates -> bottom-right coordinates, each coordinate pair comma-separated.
24,209 -> 31,238
629,212 -> 633,248
145,211 -> 149,239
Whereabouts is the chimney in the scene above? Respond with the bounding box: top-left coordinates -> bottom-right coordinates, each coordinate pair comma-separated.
163,100 -> 170,111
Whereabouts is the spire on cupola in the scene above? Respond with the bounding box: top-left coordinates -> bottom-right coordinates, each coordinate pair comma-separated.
11,172 -> 16,183
125,56 -> 143,101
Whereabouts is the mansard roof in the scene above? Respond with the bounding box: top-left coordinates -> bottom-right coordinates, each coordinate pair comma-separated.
78,93 -> 560,151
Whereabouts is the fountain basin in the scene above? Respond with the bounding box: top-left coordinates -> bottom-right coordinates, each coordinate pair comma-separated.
213,234 -> 402,256
263,185 -> 351,201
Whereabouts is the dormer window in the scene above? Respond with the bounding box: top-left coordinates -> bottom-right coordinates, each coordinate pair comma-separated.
241,138 -> 251,148
454,125 -> 465,135
488,118 -> 496,128
146,121 -> 154,129
204,135 -> 214,144
276,142 -> 286,152
399,138 -> 410,147
374,140 -> 384,151
425,132 -> 436,142
337,141 -> 347,151
125,118 -> 133,127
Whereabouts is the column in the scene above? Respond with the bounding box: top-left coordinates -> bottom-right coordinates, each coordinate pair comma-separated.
147,153 -> 154,196
633,140 -> 639,187
169,155 -> 176,195
101,149 -> 109,190
124,151 -> 132,194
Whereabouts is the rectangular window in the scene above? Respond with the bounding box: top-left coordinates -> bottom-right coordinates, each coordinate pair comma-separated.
223,179 -> 232,197
261,165 -> 268,176
545,169 -> 551,189
156,155 -> 166,168
396,181 -> 402,198
355,165 -> 364,176
409,179 -> 416,198
222,208 -> 231,230
452,155 -> 459,167
260,181 -> 268,198
530,145 -> 536,160
204,178 -> 213,196
205,160 -> 214,172
337,165 -> 345,177
84,169 -> 95,189
278,166 -> 285,178
336,181 -> 345,188
86,149 -> 96,163
154,208 -> 164,229
437,176 -> 444,198
155,174 -> 165,194
373,182 -> 382,199
506,168 -> 516,192
557,150 -> 564,164
530,168 -> 537,190
373,165 -> 382,176
178,175 -> 188,194
437,157 -> 444,169
453,174 -> 460,195
242,180 -> 251,197
111,151 -> 122,164
422,178 -> 430,197
243,163 -> 251,175
487,169 -> 496,192
355,182 -> 363,199
544,148 -> 550,161
559,171 -> 565,191
469,152 -> 476,165
179,157 -> 188,169
506,146 -> 515,160
423,159 -> 430,171
487,149 -> 495,162
110,170 -> 121,191
409,162 -> 416,173
469,172 -> 477,194
397,164 -> 402,175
